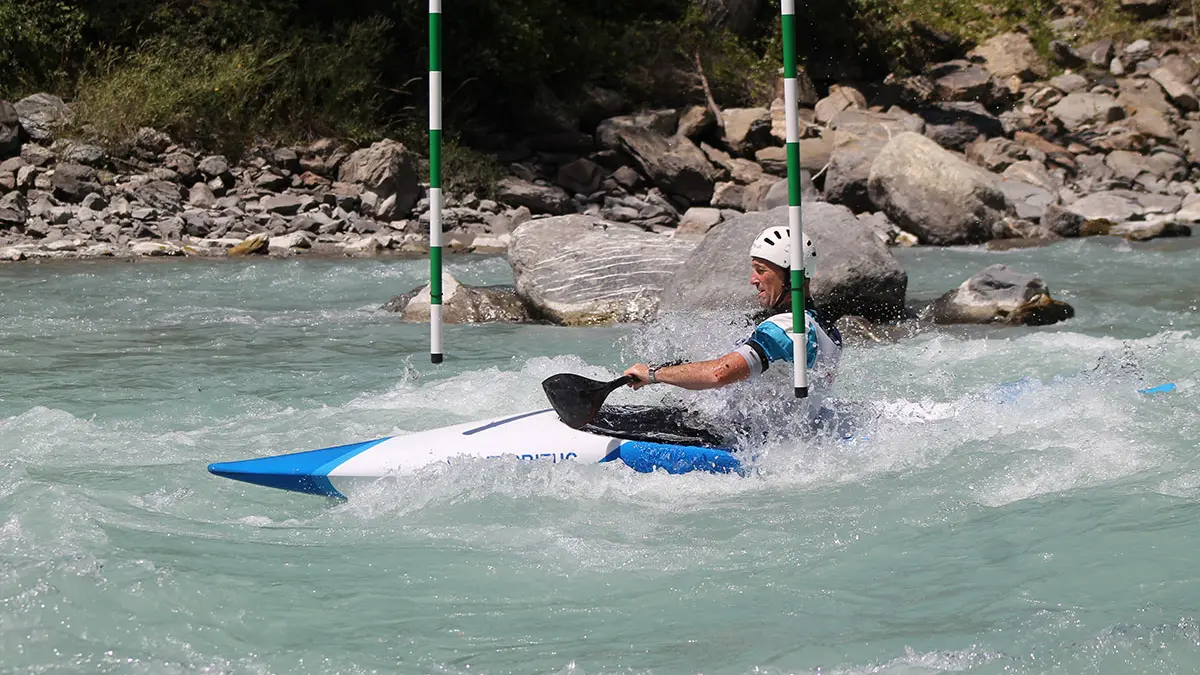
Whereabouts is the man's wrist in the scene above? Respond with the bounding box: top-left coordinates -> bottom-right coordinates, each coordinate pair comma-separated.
648,364 -> 663,384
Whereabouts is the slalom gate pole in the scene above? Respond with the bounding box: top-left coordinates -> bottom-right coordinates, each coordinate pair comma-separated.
780,0 -> 808,398
429,0 -> 444,364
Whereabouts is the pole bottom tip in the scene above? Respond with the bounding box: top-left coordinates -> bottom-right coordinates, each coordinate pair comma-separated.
431,353 -> 444,364
794,386 -> 808,399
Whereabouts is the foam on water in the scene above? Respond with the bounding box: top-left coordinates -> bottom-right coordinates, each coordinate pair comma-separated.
2,247 -> 1198,674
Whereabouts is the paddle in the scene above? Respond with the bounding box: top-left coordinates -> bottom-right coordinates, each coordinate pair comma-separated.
542,373 -> 635,429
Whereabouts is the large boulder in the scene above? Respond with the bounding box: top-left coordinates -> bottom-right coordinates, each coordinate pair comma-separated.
13,93 -> 70,141
508,215 -> 698,325
929,264 -> 1074,326
382,273 -> 531,323
823,110 -> 925,213
0,192 -> 27,229
868,132 -> 1014,245
607,123 -> 718,204
51,164 -> 102,203
657,204 -> 908,323
337,140 -> 420,216
0,101 -> 20,156
720,108 -> 774,156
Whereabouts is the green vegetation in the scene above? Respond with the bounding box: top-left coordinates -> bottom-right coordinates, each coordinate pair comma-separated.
0,0 -> 1172,178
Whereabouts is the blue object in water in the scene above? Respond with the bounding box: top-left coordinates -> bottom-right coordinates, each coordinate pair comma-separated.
1138,383 -> 1177,395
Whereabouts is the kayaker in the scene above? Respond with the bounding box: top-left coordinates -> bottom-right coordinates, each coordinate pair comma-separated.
622,226 -> 842,394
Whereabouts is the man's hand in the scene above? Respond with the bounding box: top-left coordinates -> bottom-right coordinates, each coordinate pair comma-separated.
623,363 -> 652,390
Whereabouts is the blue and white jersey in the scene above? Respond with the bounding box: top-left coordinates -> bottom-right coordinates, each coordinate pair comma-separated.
733,311 -> 842,391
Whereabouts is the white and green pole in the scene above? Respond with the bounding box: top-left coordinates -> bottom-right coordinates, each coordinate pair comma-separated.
780,0 -> 808,399
429,0 -> 444,364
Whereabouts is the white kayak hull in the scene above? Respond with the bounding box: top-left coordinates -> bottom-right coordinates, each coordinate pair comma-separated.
208,408 -> 740,499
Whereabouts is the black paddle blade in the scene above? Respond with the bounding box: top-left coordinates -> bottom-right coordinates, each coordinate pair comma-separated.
542,373 -> 633,429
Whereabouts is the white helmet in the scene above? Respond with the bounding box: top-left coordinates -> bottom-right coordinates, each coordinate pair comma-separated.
750,226 -> 816,278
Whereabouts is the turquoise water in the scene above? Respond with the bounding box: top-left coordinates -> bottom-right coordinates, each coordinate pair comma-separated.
1,237 -> 1197,674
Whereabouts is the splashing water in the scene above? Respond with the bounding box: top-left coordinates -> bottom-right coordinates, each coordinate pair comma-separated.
1,240 -> 1198,674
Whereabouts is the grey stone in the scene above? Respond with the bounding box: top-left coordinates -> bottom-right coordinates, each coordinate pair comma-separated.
496,177 -> 572,215
0,101 -> 19,155
969,32 -> 1048,81
824,111 -> 925,212
51,164 -> 101,203
384,273 -> 531,323
0,192 -> 27,228
134,127 -> 171,154
188,183 -> 217,209
508,214 -> 698,324
1065,191 -> 1144,221
998,179 -> 1058,221
1078,39 -> 1115,67
60,142 -> 106,167
337,140 -> 420,216
595,110 -> 679,151
610,124 -> 718,204
868,132 -> 1014,245
918,102 -> 1005,151
14,93 -> 70,141
164,152 -> 198,182
199,155 -> 231,177
1042,204 -> 1086,237
677,106 -> 717,140
658,204 -> 908,322
1050,72 -> 1089,94
260,194 -> 305,216
675,207 -> 723,239
1049,93 -> 1125,128
556,158 -> 605,195
931,264 -> 1074,325
720,108 -> 774,156
929,61 -> 993,103
1151,62 -> 1200,111
814,85 -> 867,125
131,180 -> 184,212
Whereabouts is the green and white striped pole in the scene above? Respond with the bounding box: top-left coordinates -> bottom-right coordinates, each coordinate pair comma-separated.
780,0 -> 808,399
429,0 -> 444,364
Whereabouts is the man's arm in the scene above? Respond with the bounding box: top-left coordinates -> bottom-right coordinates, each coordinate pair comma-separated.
623,352 -> 750,391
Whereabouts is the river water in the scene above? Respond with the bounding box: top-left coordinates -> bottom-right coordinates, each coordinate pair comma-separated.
1,237 -> 1197,674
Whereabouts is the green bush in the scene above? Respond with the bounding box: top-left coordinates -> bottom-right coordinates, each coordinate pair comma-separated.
71,18 -> 391,155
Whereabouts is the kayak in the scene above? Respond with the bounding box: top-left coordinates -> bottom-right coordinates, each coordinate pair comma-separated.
208,406 -> 741,499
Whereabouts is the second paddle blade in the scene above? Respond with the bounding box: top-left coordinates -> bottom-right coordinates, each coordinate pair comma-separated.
541,373 -> 616,429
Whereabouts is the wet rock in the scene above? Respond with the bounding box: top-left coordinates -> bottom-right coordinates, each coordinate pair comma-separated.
497,177 -> 572,215
268,231 -> 313,251
14,93 -> 70,141
1111,218 -> 1192,240
970,32 -> 1048,82
131,241 -> 185,257
930,264 -> 1074,326
868,132 -> 1014,245
1042,204 -> 1086,237
337,140 -> 420,216
227,232 -> 270,256
384,273 -> 531,323
508,215 -> 697,325
658,204 -> 908,323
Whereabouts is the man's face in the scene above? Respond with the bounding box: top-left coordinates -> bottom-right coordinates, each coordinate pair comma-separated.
750,258 -> 786,309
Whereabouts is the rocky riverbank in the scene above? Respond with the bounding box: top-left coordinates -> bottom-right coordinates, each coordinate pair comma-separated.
2,23 -> 1196,327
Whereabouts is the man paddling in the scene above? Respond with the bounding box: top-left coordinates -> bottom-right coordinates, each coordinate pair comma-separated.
622,226 -> 842,396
